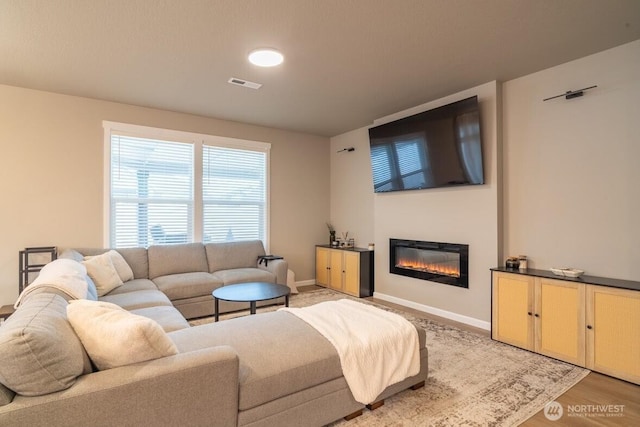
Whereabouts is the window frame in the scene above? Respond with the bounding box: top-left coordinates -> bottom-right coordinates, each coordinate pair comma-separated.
103,121 -> 271,251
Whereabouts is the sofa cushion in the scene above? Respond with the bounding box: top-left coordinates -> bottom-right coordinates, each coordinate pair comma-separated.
67,300 -> 178,370
115,247 -> 149,279
99,289 -> 172,310
0,293 -> 92,396
83,252 -> 123,296
205,240 -> 266,273
154,272 -> 223,300
168,311 -> 343,411
104,278 -> 158,296
130,306 -> 191,332
212,268 -> 275,285
148,243 -> 208,279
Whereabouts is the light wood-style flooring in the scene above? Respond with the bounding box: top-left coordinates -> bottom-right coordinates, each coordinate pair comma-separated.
298,287 -> 639,426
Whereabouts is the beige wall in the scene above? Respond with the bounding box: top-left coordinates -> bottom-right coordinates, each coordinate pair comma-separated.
0,85 -> 330,305
330,82 -> 500,326
329,40 -> 640,327
329,128 -> 375,246
503,40 -> 640,280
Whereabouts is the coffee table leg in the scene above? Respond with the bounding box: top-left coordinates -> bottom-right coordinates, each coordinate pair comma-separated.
214,298 -> 220,322
250,301 -> 256,315
285,295 -> 289,307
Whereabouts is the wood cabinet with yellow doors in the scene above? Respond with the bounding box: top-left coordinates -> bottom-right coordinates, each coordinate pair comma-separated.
492,268 -> 640,384
586,285 -> 640,384
491,272 -> 535,350
315,245 -> 373,297
492,272 -> 585,366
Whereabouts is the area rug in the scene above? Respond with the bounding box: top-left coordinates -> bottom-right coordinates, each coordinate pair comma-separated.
190,288 -> 589,426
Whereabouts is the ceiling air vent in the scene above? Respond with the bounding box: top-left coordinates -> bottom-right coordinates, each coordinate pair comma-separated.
228,77 -> 262,90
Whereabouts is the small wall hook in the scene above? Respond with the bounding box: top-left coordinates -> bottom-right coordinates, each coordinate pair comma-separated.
337,147 -> 355,153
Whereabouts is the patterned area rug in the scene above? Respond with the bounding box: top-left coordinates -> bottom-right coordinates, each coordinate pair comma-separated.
191,288 -> 589,426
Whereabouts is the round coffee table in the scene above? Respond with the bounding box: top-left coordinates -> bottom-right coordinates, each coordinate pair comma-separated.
212,282 -> 291,322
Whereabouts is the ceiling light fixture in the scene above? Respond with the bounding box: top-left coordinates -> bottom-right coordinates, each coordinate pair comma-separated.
248,48 -> 284,67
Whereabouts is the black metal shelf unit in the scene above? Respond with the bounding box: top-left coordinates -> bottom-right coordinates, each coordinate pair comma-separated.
19,246 -> 57,293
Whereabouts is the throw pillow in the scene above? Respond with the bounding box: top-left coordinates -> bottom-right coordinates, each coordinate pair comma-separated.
107,250 -> 134,282
85,274 -> 98,301
66,300 -> 178,370
82,253 -> 123,296
84,250 -> 134,283
14,258 -> 89,307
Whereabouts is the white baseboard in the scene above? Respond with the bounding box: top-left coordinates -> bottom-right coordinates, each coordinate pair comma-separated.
296,279 -> 317,287
373,292 -> 491,331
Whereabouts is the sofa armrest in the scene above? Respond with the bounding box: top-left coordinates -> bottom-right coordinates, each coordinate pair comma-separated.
0,346 -> 239,427
258,258 -> 288,286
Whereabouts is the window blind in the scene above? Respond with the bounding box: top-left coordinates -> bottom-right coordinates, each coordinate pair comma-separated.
202,145 -> 266,243
110,135 -> 194,248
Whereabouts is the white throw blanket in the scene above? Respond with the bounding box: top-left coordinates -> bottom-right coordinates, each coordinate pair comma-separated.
280,299 -> 420,404
14,259 -> 89,308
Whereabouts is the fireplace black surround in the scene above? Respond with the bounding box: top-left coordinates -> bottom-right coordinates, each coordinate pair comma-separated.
390,239 -> 469,288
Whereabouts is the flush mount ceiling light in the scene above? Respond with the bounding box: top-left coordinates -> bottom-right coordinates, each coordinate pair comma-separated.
248,48 -> 284,67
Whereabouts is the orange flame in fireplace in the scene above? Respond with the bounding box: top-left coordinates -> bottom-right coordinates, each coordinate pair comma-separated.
396,259 -> 460,278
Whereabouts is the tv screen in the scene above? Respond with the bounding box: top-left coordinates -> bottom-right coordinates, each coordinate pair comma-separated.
368,96 -> 484,193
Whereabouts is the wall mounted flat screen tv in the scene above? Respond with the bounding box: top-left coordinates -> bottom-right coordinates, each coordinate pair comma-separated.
368,96 -> 484,193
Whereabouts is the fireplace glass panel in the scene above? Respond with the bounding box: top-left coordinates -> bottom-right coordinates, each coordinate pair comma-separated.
395,247 -> 460,278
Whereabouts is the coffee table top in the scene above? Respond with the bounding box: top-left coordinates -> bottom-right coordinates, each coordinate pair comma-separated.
212,282 -> 290,303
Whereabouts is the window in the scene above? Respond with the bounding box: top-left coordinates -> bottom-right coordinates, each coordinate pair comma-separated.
202,146 -> 266,243
104,122 -> 270,249
110,134 -> 194,248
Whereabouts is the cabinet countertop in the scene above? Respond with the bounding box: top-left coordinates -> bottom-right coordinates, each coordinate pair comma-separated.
316,245 -> 373,253
491,267 -> 640,292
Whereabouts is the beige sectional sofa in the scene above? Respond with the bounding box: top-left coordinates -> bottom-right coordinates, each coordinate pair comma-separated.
64,240 -> 288,320
0,240 -> 428,426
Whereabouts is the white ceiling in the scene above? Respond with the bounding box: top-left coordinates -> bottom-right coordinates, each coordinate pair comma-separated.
2,0 -> 639,137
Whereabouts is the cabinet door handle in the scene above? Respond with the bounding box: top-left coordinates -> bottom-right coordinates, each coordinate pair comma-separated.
527,312 -> 532,316
534,313 -> 540,318
587,325 -> 593,330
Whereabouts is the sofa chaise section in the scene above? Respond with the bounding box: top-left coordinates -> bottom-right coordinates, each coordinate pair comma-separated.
168,311 -> 429,427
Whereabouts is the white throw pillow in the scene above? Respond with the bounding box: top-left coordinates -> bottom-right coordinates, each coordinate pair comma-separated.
107,250 -> 134,282
82,253 -> 123,296
84,250 -> 134,283
66,300 -> 178,370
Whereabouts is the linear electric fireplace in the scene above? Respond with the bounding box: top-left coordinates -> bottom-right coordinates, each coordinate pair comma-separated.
390,239 -> 469,288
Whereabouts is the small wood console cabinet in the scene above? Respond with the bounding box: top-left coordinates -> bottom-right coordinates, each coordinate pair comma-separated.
491,268 -> 640,385
316,245 -> 373,297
